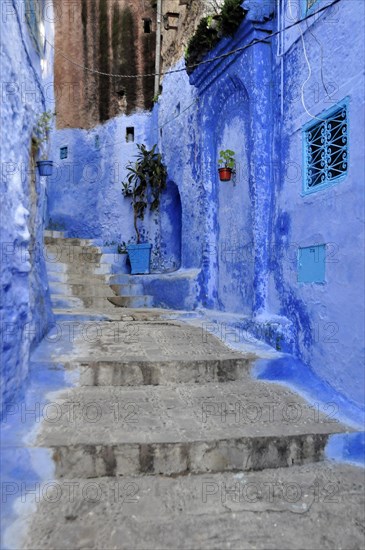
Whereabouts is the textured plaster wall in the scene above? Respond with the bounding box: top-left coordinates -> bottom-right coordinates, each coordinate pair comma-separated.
45,0 -> 364,412
155,0 -> 364,411
47,113 -> 172,266
150,59 -> 205,273
269,0 -> 365,408
0,1 -> 55,409
54,0 -> 156,129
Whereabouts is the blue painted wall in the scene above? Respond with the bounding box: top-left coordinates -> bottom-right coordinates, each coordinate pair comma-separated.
1,1 -> 55,410
43,0 -> 364,416
151,0 -> 364,413
269,0 -> 365,408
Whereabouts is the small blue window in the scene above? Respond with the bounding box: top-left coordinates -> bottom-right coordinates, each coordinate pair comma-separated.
298,244 -> 326,284
60,146 -> 68,160
303,99 -> 348,194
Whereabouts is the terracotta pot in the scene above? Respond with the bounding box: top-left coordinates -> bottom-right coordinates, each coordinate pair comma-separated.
218,167 -> 232,181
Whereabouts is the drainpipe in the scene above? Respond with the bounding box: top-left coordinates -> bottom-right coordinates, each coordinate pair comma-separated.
154,0 -> 162,96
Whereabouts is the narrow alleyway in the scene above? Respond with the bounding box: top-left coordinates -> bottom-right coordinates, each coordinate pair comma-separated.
2,234 -> 364,549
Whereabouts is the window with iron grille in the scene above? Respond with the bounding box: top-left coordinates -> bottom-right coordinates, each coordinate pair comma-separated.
303,100 -> 348,194
25,0 -> 44,54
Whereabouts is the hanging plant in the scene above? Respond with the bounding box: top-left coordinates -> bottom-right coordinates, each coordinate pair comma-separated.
218,149 -> 236,181
32,110 -> 55,176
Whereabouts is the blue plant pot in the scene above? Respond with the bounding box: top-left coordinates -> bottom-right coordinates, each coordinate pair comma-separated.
127,243 -> 152,274
37,160 -> 53,176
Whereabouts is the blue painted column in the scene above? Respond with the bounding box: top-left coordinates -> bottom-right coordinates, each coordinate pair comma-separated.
249,40 -> 274,315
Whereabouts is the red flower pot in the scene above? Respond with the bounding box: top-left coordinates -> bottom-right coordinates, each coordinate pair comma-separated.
218,167 -> 232,181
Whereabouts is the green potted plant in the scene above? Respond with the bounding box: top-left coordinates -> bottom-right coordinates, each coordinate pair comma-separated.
218,149 -> 235,181
33,110 -> 55,176
122,144 -> 167,274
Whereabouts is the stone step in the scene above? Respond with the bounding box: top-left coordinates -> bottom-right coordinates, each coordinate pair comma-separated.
51,294 -> 117,310
108,295 -> 154,308
17,464 -> 365,550
46,261 -> 113,275
100,253 -> 128,266
51,295 -> 84,309
49,282 -> 114,298
110,283 -> 144,296
47,272 -> 112,284
33,383 -> 349,479
44,230 -> 65,238
71,356 -> 255,386
44,236 -> 95,247
109,274 -> 136,285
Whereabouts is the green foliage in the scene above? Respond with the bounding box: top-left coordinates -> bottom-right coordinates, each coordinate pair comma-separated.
32,111 -> 55,159
219,0 -> 245,36
185,0 -> 246,71
122,144 -> 167,243
185,16 -> 219,69
219,149 -> 235,169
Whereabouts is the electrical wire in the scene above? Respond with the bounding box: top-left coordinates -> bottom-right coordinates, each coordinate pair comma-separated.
288,0 -> 331,122
42,0 -> 341,81
47,0 -> 342,152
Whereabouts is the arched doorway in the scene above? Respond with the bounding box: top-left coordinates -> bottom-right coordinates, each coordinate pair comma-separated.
159,180 -> 182,272
216,86 -> 253,313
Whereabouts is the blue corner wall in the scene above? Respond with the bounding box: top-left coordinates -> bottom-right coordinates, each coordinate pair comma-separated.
151,0 -> 364,416
1,1 -> 55,410
38,0 -> 364,421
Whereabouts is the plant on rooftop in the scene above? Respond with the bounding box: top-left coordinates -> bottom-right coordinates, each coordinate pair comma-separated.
122,144 -> 167,274
185,0 -> 246,73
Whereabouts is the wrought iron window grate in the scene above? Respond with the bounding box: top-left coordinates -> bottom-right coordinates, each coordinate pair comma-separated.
304,103 -> 348,192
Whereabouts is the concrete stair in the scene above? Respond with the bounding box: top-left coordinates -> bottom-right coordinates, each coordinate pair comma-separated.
2,233 -> 361,549
36,382 -> 346,479
108,295 -> 154,308
44,234 -> 152,311
109,275 -> 154,309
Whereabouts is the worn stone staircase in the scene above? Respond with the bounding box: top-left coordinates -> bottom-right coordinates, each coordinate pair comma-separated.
2,232 -> 363,549
44,231 -> 154,311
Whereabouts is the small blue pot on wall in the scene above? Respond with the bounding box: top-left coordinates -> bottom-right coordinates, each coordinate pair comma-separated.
37,160 -> 53,176
127,243 -> 152,274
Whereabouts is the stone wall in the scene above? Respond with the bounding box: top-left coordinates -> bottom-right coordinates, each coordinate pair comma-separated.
159,0 -> 224,74
1,0 -> 54,410
54,0 -> 156,129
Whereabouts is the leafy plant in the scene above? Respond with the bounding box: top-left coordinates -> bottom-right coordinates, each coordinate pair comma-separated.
185,16 -> 220,69
219,0 -> 245,36
185,0 -> 246,72
32,111 -> 55,160
122,144 -> 167,244
219,149 -> 235,169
